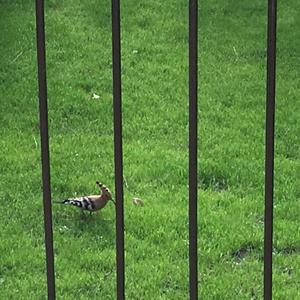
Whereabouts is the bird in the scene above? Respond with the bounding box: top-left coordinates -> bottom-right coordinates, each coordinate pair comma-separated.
54,181 -> 115,215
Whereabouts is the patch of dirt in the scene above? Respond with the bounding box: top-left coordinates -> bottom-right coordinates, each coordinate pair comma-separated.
231,243 -> 257,262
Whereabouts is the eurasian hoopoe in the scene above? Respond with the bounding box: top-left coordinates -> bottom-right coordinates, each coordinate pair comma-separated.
54,181 -> 115,215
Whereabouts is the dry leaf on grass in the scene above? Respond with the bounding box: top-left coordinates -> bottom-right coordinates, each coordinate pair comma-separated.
91,93 -> 100,100
132,197 -> 144,206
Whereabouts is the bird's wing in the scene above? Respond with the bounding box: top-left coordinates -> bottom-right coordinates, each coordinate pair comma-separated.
85,195 -> 101,201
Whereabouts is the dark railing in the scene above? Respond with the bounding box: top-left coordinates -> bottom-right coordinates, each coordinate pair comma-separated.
264,0 -> 277,299
188,0 -> 198,299
111,0 -> 125,298
35,0 -> 56,298
35,0 -> 277,299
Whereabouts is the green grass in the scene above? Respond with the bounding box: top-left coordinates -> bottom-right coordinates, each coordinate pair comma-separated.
0,0 -> 299,298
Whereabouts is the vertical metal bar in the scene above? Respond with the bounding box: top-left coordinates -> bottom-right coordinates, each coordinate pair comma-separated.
189,0 -> 198,299
111,0 -> 125,299
35,0 -> 56,299
264,0 -> 277,299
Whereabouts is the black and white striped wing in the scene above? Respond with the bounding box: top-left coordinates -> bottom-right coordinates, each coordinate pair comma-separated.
63,197 -> 95,211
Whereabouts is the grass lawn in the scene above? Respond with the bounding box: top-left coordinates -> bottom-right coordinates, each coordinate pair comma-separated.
0,0 -> 299,298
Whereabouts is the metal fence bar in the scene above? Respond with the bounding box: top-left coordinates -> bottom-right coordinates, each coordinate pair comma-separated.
264,0 -> 277,299
111,0 -> 125,299
189,0 -> 198,299
35,0 -> 56,299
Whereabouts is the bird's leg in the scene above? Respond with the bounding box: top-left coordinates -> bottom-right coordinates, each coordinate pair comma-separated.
89,211 -> 92,217
80,210 -> 87,220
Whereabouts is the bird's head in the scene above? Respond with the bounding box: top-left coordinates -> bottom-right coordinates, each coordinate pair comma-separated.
96,181 -> 113,202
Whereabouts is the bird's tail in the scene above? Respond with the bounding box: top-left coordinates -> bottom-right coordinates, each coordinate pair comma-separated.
53,199 -> 83,208
53,200 -> 66,204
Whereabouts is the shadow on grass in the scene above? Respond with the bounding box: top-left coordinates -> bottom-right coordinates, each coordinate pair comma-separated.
230,242 -> 300,264
54,208 -> 115,246
231,242 -> 259,262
